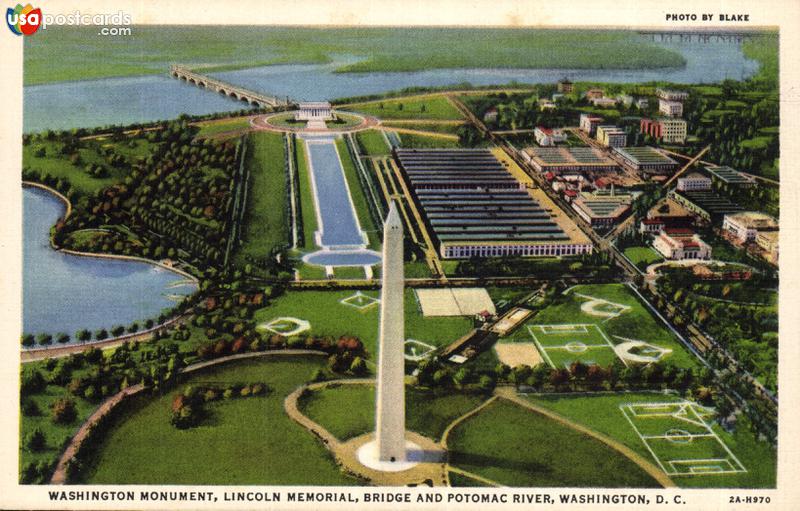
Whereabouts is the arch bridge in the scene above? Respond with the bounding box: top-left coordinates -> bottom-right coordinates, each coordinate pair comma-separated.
170,64 -> 293,108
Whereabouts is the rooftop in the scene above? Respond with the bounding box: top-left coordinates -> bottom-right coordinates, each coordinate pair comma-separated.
705,165 -> 756,185
725,211 -> 778,230
614,146 -> 678,166
526,146 -> 618,167
675,190 -> 744,216
396,148 -> 576,245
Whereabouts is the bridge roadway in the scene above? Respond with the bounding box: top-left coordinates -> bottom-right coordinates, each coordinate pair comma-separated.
170,64 -> 292,109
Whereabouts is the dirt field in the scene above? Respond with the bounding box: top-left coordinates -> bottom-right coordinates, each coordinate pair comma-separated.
494,342 -> 544,367
415,288 -> 495,317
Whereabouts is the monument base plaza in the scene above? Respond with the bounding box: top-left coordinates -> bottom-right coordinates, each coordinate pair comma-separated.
342,431 -> 447,485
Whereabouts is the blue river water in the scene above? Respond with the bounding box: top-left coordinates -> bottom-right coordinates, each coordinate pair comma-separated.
23,37 -> 759,132
23,187 -> 197,339
305,138 -> 366,248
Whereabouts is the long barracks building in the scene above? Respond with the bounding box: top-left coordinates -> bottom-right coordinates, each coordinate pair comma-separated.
394,148 -> 592,259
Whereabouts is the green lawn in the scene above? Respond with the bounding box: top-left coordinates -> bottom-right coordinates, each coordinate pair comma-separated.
80,356 -> 356,485
623,246 -> 664,271
447,399 -> 661,487
295,138 -> 319,251
268,112 -> 363,129
398,132 -> 460,149
335,137 -> 381,250
20,382 -> 97,482
527,392 -> 776,489
345,96 -> 464,120
235,132 -> 289,264
380,121 -> 464,134
298,383 -> 486,441
23,139 -> 139,195
253,289 -> 473,356
506,283 -> 699,370
355,130 -> 391,157
332,266 -> 366,280
195,118 -> 252,138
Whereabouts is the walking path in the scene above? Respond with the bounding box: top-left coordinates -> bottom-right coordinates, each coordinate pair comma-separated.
494,387 -> 676,488
50,349 -> 325,484
284,379 -> 448,486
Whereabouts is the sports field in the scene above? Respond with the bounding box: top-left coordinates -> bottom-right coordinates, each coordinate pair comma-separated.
526,392 -> 776,488
621,401 -> 746,477
447,399 -> 661,487
528,324 -> 620,369
253,289 -> 472,355
504,283 -> 699,370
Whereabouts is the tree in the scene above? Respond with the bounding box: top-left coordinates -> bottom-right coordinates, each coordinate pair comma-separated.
478,374 -> 496,392
25,428 -> 47,452
21,334 -> 35,347
350,356 -> 367,376
51,398 -> 77,424
76,329 -> 91,342
36,333 -> 53,346
56,332 -> 70,344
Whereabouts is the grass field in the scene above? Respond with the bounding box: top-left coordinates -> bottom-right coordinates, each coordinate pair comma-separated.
623,246 -> 664,271
298,384 -> 486,441
20,380 -> 97,482
355,130 -> 391,157
235,132 -> 288,264
447,399 -> 661,487
25,27 -> 687,85
252,289 -> 472,356
506,283 -> 700,370
22,138 -> 149,195
335,137 -> 381,250
398,132 -> 460,149
332,266 -> 366,280
194,118 -> 252,138
527,392 -> 776,488
294,138 -> 319,251
380,121 -> 464,134
528,324 -> 619,369
80,356 -> 356,485
344,96 -> 464,121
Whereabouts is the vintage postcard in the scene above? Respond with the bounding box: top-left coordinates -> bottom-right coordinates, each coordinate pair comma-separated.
0,0 -> 797,509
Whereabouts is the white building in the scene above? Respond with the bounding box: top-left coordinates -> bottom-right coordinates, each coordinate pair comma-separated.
534,126 -> 568,146
579,113 -> 603,136
722,212 -> 779,243
589,97 -> 618,108
659,99 -> 683,118
538,98 -> 557,111
676,172 -> 712,192
656,88 -> 689,101
295,101 -> 333,121
653,229 -> 712,260
635,98 -> 649,109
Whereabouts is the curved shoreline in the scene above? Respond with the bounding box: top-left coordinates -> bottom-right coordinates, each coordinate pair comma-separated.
22,183 -> 200,352
24,182 -> 199,284
23,181 -> 72,218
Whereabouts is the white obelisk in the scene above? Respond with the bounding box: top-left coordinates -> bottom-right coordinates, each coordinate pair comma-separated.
375,201 -> 406,462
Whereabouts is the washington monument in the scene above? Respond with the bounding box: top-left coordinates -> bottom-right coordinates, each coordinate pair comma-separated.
375,201 -> 406,463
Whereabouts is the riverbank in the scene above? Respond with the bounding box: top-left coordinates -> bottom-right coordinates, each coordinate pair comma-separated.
23,182 -> 198,283
24,27 -> 688,86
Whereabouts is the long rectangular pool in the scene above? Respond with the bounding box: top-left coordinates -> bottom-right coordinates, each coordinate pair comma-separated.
304,137 -> 366,248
